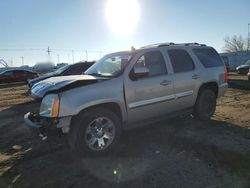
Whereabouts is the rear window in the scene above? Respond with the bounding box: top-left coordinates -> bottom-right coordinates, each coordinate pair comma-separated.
193,48 -> 223,68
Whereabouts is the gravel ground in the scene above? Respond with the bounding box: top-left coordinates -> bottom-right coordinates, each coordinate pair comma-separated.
0,74 -> 250,188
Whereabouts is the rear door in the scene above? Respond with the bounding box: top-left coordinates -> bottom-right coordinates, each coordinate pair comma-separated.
166,49 -> 201,109
124,50 -> 175,123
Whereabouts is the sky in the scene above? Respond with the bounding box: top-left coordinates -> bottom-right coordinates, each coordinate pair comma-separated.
0,0 -> 249,67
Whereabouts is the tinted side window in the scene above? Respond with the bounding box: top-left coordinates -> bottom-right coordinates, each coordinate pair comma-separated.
72,65 -> 83,74
64,65 -> 80,75
134,51 -> 167,77
193,48 -> 223,68
66,64 -> 92,75
14,70 -> 25,75
3,71 -> 13,76
82,63 -> 93,72
168,49 -> 195,73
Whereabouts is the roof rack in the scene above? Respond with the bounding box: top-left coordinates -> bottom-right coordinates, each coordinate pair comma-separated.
176,43 -> 207,46
140,42 -> 206,49
140,42 -> 175,48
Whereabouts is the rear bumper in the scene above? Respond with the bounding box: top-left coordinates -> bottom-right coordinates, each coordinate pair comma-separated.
218,83 -> 228,97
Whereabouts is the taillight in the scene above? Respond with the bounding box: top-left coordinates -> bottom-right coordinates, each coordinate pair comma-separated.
224,66 -> 228,82
248,69 -> 250,74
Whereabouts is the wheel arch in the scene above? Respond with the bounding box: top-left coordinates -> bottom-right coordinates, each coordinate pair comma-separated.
197,82 -> 219,98
72,102 -> 125,126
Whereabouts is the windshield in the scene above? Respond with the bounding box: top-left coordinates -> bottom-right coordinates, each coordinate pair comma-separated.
53,65 -> 70,75
0,70 -> 12,76
245,60 -> 250,66
85,54 -> 132,77
0,71 -> 6,75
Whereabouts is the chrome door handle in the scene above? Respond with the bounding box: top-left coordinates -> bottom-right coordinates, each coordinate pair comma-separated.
192,74 -> 200,79
160,80 -> 171,86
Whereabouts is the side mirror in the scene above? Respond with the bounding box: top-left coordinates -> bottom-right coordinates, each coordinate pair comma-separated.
130,66 -> 149,80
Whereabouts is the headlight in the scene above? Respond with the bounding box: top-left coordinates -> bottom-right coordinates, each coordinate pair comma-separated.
40,94 -> 60,117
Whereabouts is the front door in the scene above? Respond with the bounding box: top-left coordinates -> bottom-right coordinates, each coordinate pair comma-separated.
124,50 -> 175,123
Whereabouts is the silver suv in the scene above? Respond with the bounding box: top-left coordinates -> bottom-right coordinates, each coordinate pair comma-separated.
24,43 -> 228,156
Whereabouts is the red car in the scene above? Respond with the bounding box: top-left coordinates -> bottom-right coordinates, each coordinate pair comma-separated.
0,69 -> 38,84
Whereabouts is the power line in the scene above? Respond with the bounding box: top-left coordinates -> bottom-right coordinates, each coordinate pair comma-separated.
0,48 -> 110,54
0,48 -> 44,51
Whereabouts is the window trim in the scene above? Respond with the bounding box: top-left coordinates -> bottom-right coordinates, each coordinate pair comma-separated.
129,50 -> 168,81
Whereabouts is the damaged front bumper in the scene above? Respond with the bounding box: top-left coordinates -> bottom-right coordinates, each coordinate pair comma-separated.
24,112 -> 72,140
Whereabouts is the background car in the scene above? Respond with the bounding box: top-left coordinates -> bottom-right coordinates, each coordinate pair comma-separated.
0,69 -> 38,84
248,69 -> 250,82
236,60 -> 250,75
28,61 -> 95,88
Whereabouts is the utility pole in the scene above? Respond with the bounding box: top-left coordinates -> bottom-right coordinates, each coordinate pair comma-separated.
57,54 -> 60,64
20,56 -> 24,66
85,50 -> 88,61
248,23 -> 250,53
67,54 -> 70,64
72,50 -> 75,63
47,46 -> 51,56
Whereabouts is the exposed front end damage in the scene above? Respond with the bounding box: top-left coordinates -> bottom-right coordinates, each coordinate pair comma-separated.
31,75 -> 107,99
24,112 -> 72,140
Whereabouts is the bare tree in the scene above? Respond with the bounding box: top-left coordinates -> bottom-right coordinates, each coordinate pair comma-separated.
223,35 -> 248,52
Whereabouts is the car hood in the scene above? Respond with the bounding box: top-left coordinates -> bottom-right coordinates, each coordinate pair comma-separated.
31,75 -> 108,98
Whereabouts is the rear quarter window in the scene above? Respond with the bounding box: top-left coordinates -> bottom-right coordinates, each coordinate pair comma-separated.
193,48 -> 223,68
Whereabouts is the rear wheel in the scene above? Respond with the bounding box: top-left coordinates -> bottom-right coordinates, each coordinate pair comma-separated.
68,108 -> 122,157
193,89 -> 216,120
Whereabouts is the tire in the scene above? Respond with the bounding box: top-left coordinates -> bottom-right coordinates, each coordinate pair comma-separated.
238,69 -> 247,75
193,89 -> 216,120
68,107 -> 122,157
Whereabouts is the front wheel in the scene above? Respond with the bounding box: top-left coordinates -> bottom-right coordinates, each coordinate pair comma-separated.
193,89 -> 216,120
68,108 -> 122,157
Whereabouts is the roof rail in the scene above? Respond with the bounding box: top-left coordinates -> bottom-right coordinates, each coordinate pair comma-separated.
158,42 -> 175,47
140,42 -> 175,49
140,42 -> 206,49
177,43 -> 206,46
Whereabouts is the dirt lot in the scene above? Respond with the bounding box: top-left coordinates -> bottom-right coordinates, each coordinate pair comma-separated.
0,74 -> 250,188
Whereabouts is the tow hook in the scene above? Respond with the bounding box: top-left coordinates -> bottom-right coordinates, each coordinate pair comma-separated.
39,133 -> 47,141
38,127 -> 47,141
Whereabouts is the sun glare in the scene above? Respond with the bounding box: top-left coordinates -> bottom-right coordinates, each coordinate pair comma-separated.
105,0 -> 140,35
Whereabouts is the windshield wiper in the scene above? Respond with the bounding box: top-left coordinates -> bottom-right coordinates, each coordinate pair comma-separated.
87,73 -> 104,77
87,73 -> 114,78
